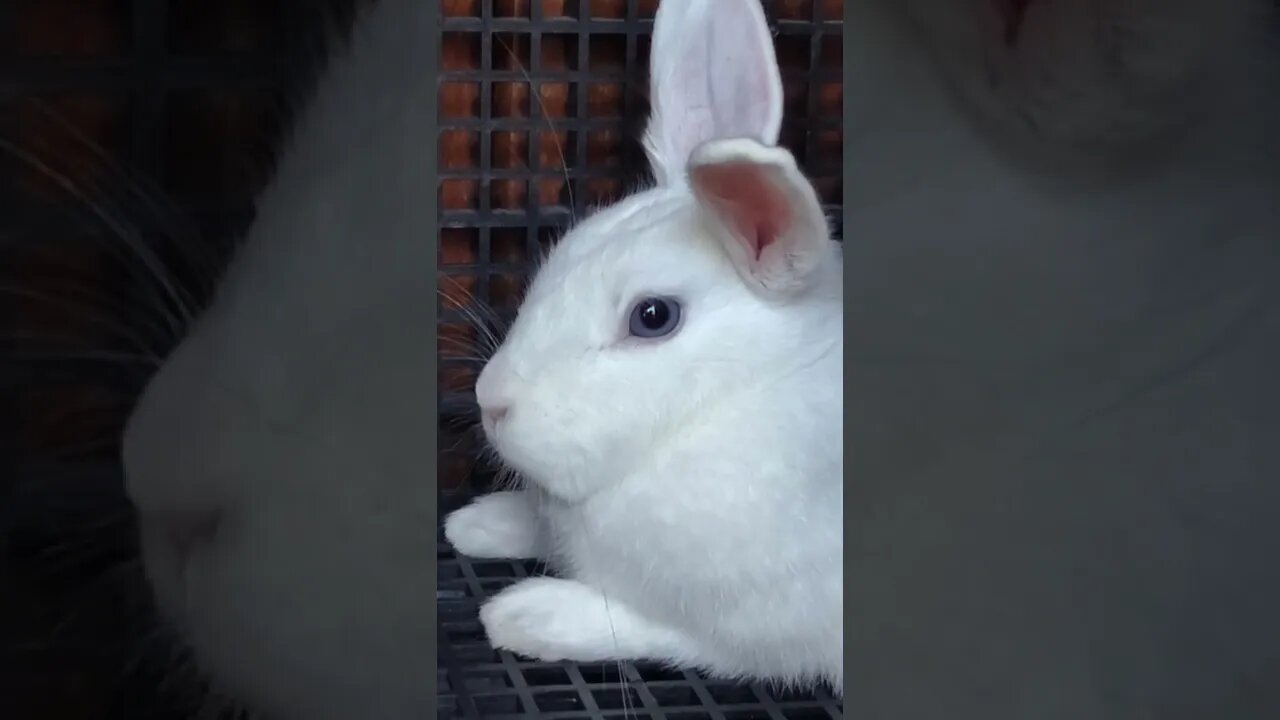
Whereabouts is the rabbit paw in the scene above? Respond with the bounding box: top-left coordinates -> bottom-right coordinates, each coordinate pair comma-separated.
444,491 -> 543,559
479,577 -> 698,664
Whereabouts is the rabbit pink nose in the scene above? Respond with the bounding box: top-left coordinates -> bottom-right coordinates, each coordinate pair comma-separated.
146,509 -> 223,558
475,368 -> 515,427
482,405 -> 510,426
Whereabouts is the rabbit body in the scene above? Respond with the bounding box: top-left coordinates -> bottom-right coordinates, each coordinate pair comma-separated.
447,191 -> 844,690
446,0 -> 845,692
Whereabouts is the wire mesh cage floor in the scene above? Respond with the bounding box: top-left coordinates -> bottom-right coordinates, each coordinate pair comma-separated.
437,529 -> 845,720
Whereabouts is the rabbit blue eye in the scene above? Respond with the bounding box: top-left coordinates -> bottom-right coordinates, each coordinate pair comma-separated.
629,297 -> 681,338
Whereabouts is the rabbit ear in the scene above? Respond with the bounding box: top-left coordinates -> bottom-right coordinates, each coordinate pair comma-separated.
689,138 -> 829,297
643,0 -> 784,187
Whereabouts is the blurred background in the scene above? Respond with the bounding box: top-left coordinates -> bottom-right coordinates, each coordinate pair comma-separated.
1,3 -> 367,716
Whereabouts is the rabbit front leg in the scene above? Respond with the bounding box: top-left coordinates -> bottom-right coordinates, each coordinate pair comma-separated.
444,490 -> 546,559
480,577 -> 702,665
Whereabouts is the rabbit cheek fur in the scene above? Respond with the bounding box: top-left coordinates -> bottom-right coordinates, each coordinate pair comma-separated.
445,0 -> 845,695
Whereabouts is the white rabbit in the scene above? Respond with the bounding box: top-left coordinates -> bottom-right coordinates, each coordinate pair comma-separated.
443,0 -> 845,695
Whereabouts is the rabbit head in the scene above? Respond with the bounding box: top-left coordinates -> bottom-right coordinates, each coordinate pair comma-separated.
473,0 -> 841,503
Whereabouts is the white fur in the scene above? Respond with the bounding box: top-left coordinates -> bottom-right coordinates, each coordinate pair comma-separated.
119,0 -> 1280,716
442,489 -> 547,560
478,576 -> 703,663
643,0 -> 783,186
449,0 -> 845,694
451,182 -> 845,684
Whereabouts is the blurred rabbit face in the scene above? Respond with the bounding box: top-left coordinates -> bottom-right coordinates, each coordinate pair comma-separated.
473,187 -> 835,503
121,1 -> 438,717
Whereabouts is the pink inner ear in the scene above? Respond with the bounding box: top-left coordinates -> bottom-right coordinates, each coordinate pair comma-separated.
693,163 -> 791,262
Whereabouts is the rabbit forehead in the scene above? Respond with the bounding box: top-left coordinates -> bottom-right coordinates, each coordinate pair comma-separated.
530,191 -> 720,300
546,187 -> 692,263
494,195 -> 729,368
